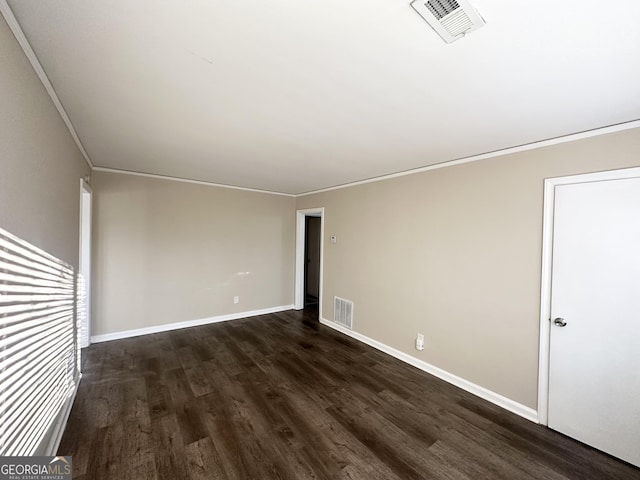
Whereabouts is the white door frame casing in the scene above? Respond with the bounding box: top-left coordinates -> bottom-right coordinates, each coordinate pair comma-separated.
537,166 -> 640,425
79,178 -> 93,348
295,208 -> 325,317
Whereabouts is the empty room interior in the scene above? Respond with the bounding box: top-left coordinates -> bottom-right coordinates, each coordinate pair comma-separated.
1,0 -> 640,478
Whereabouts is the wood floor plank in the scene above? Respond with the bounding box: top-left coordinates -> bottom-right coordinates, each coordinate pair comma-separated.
151,414 -> 190,480
144,370 -> 174,421
58,309 -> 640,479
176,398 -> 210,446
197,390 -> 255,480
184,437 -> 229,480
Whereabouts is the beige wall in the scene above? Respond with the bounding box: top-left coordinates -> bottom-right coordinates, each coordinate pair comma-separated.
0,15 -> 90,267
297,128 -> 640,409
92,171 -> 295,336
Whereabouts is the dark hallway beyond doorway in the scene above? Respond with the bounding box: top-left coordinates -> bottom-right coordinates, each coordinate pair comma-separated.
303,216 -> 321,322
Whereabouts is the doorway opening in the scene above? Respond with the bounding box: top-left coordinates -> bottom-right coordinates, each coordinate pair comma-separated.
295,208 -> 324,322
78,178 -> 92,349
304,216 -> 321,310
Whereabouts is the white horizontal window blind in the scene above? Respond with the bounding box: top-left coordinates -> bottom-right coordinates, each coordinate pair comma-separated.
0,227 -> 79,456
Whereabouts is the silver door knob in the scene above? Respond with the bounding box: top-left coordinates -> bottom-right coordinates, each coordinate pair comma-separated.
553,317 -> 567,327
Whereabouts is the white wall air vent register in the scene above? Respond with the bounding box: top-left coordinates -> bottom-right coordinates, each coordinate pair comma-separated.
334,296 -> 354,330
411,0 -> 486,43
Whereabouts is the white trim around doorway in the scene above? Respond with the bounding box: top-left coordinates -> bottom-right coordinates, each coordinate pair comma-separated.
79,178 -> 93,349
295,208 -> 325,318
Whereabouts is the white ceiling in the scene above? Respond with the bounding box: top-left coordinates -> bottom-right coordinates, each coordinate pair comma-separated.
6,0 -> 640,194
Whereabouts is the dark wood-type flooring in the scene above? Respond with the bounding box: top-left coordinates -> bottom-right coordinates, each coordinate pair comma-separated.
59,309 -> 640,479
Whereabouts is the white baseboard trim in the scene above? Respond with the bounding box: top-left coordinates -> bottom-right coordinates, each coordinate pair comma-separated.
45,373 -> 81,456
319,318 -> 539,424
91,305 -> 294,343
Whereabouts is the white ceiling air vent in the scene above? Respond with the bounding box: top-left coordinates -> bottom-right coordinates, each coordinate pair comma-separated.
411,0 -> 486,43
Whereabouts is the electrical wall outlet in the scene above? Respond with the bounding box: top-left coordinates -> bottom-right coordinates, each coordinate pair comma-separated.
416,333 -> 425,351
233,296 -> 240,304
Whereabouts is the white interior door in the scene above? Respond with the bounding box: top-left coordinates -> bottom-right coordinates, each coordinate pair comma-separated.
548,176 -> 640,467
